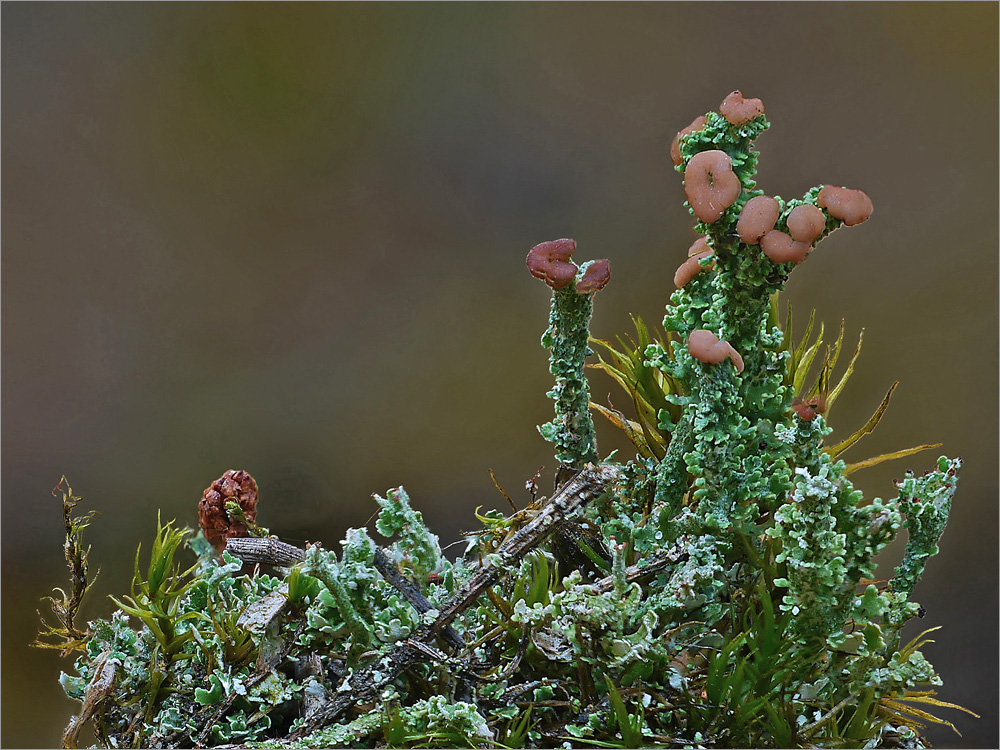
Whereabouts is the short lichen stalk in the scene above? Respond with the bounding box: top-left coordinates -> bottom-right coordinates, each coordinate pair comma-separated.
301,544 -> 374,664
891,457 -> 962,599
767,417 -> 898,653
650,409 -> 693,518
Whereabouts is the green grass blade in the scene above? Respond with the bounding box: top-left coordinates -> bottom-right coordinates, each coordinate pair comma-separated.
826,328 -> 864,411
793,321 -> 825,393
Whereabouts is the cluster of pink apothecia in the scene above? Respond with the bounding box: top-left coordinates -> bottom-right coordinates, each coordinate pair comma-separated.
522,93 -> 872,395
526,238 -> 612,293
670,91 -> 872,384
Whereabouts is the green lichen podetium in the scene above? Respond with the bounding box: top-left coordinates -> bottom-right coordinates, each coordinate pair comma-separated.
891,456 -> 962,599
538,283 -> 600,467
374,485 -> 447,583
47,93 -> 974,750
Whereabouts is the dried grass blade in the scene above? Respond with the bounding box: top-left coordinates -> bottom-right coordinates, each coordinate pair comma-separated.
825,381 -> 899,459
590,403 -> 658,460
843,443 -> 942,475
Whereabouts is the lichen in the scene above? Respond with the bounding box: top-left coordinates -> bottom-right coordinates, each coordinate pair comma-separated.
42,91 -> 974,749
536,269 -> 604,467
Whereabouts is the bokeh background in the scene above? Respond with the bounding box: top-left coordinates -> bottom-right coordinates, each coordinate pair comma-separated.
3,3 -> 996,747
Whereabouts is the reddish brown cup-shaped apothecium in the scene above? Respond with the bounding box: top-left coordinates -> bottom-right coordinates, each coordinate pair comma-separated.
526,238 -> 579,290
674,237 -> 714,288
736,195 -> 780,244
526,239 -> 610,292
818,186 -> 873,227
760,230 -> 811,265
719,90 -> 765,126
683,150 -> 742,224
687,236 -> 711,258
576,258 -> 612,293
792,395 -> 828,422
687,329 -> 744,374
674,251 -> 713,289
670,115 -> 708,167
199,469 -> 259,552
786,204 -> 827,244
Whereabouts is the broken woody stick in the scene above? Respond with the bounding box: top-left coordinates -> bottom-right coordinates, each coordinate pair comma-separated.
292,462 -> 620,736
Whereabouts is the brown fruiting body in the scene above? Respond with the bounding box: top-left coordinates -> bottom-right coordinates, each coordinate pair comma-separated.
786,204 -> 827,244
199,469 -> 259,551
683,150 -> 742,224
760,230 -> 811,265
674,249 -> 714,289
526,239 -> 579,290
687,236 -> 711,257
792,395 -> 828,422
670,115 -> 707,167
687,329 -> 744,374
736,196 -> 780,244
576,259 -> 612,293
719,90 -> 765,126
818,186 -> 873,227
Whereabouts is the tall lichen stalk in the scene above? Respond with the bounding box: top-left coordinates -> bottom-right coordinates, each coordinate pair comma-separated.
40,92 -> 975,749
540,284 -> 600,467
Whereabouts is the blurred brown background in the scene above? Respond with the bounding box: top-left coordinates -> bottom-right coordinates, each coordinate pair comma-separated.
3,3 -> 996,747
